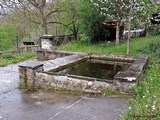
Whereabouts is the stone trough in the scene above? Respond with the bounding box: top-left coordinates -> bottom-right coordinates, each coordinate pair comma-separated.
19,50 -> 148,93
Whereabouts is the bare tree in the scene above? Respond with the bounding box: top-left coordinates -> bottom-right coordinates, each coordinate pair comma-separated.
1,0 -> 65,35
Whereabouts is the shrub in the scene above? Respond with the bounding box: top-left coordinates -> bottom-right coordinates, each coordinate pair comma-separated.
137,39 -> 160,56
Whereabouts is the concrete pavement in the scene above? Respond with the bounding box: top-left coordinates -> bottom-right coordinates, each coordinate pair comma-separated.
0,60 -> 129,120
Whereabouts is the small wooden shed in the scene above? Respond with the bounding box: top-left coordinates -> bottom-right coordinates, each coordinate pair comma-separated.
92,21 -> 124,44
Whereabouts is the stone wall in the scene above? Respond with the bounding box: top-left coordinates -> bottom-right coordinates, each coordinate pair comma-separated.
37,50 -> 86,61
40,35 -> 55,50
19,62 -> 44,89
19,51 -> 148,93
35,72 -> 113,93
91,54 -> 137,63
37,50 -> 74,61
19,63 -> 113,93
114,56 -> 148,92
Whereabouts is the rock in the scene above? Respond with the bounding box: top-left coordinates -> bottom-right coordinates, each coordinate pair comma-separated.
35,101 -> 42,105
88,82 -> 93,86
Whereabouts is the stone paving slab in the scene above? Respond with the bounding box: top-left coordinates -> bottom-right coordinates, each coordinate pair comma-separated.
43,54 -> 88,72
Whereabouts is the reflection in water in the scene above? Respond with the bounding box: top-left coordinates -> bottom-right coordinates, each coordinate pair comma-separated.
56,60 -> 129,80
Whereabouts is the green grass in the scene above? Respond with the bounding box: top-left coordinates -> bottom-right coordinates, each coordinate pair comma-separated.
124,58 -> 160,120
59,35 -> 160,119
0,52 -> 36,67
59,36 -> 158,55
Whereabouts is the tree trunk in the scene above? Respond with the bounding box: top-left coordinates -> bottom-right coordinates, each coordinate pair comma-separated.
116,21 -> 120,44
127,16 -> 131,54
43,24 -> 48,34
72,22 -> 78,40
42,19 -> 48,34
40,7 -> 48,34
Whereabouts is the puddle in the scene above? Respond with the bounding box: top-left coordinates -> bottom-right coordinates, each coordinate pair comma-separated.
54,59 -> 129,80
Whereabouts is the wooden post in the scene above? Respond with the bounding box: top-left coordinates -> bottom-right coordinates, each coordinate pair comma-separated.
31,45 -> 33,53
40,36 -> 42,49
16,36 -> 19,51
25,45 -> 27,53
127,2 -> 133,55
127,16 -> 131,55
116,21 -> 120,44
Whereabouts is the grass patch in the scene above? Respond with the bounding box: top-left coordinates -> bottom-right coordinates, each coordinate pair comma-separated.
137,39 -> 160,56
0,52 -> 36,67
101,89 -> 117,96
59,35 -> 158,55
